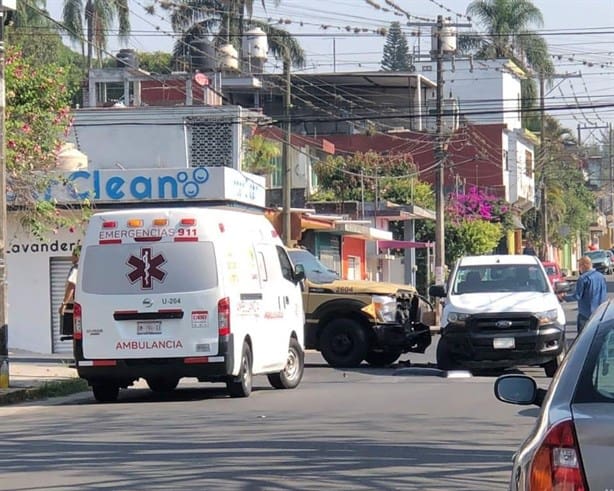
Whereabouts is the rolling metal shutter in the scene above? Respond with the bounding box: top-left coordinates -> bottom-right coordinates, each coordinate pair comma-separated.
50,258 -> 73,354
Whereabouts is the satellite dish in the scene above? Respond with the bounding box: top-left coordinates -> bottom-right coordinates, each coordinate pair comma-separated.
193,73 -> 209,86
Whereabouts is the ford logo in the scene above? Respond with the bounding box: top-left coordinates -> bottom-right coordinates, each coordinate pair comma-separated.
496,320 -> 513,328
142,298 -> 153,308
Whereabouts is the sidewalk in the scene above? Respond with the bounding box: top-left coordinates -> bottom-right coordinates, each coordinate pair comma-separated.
0,349 -> 85,405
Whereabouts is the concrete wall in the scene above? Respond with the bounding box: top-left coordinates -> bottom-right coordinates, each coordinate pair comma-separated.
6,219 -> 82,353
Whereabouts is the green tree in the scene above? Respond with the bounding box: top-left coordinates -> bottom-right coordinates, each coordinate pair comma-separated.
381,21 -> 412,71
148,0 -> 306,69
5,47 -> 88,238
7,8 -> 85,107
8,0 -> 51,27
62,0 -> 131,69
243,135 -> 280,176
311,151 -> 432,208
136,51 -> 173,73
102,51 -> 173,73
524,116 -> 595,249
446,220 -> 503,259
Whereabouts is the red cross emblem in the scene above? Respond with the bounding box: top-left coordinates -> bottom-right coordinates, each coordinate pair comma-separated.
127,248 -> 167,289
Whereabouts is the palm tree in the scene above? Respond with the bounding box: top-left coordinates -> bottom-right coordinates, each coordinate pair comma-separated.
9,0 -> 52,27
459,0 -> 554,128
62,0 -> 131,69
149,0 -> 305,70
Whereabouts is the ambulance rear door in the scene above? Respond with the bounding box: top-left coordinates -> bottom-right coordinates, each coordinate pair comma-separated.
77,210 -> 222,360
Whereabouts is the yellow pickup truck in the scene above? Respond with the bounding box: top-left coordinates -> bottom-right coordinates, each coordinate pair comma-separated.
287,248 -> 433,367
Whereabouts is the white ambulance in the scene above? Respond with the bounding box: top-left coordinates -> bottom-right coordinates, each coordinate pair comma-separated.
73,207 -> 306,402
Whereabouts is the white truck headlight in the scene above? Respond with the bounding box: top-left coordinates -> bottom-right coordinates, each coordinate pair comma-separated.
534,309 -> 558,325
371,295 -> 397,322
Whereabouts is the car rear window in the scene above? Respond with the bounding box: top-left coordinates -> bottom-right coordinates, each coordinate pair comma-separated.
81,242 -> 218,294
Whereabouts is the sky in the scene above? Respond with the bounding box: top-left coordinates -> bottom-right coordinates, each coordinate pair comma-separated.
45,0 -> 614,139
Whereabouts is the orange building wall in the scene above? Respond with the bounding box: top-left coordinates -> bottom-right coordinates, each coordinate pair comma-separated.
342,236 -> 366,280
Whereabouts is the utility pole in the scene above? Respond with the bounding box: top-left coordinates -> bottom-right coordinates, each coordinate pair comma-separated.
434,15 -> 445,285
539,73 -> 548,261
281,47 -> 292,246
0,1 -> 16,389
408,16 -> 469,286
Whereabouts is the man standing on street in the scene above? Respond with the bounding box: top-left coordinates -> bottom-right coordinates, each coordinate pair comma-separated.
559,256 -> 608,334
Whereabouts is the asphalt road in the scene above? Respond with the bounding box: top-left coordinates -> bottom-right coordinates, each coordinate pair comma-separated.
0,300 -> 584,491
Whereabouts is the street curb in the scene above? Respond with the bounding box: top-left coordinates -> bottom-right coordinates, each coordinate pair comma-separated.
0,378 -> 89,406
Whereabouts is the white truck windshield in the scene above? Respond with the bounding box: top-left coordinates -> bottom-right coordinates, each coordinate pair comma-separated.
452,264 -> 549,295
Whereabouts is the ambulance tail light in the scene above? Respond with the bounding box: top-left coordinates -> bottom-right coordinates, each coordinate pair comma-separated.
102,221 -> 117,229
218,297 -> 231,337
530,419 -> 587,491
73,302 -> 83,340
180,218 -> 196,226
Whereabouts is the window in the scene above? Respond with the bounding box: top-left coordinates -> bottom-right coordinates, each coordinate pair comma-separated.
452,264 -> 548,295
525,150 -> 533,177
576,321 -> 614,403
82,242 -> 218,294
287,249 -> 339,284
256,251 -> 268,282
276,246 -> 294,282
347,256 -> 360,280
271,155 -> 282,188
594,330 -> 614,399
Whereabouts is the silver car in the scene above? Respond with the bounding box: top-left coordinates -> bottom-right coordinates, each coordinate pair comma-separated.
494,300 -> 614,490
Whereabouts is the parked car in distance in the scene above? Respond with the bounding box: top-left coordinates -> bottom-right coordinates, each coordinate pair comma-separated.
541,260 -> 571,291
584,249 -> 613,274
494,300 -> 614,490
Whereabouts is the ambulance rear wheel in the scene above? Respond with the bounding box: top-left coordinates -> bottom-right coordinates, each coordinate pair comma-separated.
92,383 -> 119,403
227,342 -> 252,398
146,376 -> 180,393
267,337 -> 304,389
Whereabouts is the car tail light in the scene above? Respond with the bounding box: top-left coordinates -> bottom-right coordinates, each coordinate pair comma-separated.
530,419 -> 587,491
218,297 -> 230,337
73,302 -> 83,340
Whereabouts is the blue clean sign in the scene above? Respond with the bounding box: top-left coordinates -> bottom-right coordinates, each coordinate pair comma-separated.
47,168 -> 210,201
42,166 -> 266,207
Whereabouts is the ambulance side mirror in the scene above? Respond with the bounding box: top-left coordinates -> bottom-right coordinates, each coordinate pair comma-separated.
293,264 -> 305,284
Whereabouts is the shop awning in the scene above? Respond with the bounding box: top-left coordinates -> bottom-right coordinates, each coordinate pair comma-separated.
377,239 -> 433,249
334,222 -> 392,240
300,216 -> 335,231
375,203 -> 436,221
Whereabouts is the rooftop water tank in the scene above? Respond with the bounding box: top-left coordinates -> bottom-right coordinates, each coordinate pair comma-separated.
116,48 -> 139,69
431,19 -> 457,55
243,27 -> 269,61
219,44 -> 239,72
190,37 -> 216,72
56,143 -> 88,171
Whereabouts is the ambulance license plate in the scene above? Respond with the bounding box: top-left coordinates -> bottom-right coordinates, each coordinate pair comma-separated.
137,321 -> 162,335
493,337 -> 515,349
